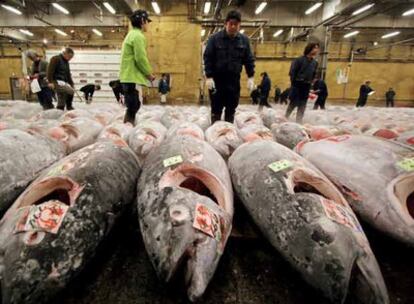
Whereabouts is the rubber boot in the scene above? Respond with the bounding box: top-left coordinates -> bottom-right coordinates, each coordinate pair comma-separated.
66,95 -> 74,111
224,113 -> 235,124
211,113 -> 221,125
124,111 -> 136,126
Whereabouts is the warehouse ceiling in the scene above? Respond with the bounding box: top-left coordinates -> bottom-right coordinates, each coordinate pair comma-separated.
0,0 -> 413,47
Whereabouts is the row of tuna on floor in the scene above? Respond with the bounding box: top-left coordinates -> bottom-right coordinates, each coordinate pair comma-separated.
0,101 -> 414,304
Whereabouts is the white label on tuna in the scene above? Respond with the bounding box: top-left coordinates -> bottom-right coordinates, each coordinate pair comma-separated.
397,158 -> 414,172
163,155 -> 183,167
268,160 -> 293,173
14,200 -> 69,234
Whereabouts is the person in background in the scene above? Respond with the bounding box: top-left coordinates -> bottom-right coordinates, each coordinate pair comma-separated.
356,81 -> 374,108
203,10 -> 255,124
312,74 -> 328,110
47,47 -> 75,111
258,72 -> 271,109
119,9 -> 155,125
80,84 -> 101,104
274,85 -> 281,104
285,43 -> 320,123
250,86 -> 260,105
158,73 -> 170,104
280,87 -> 290,105
109,80 -> 124,104
385,88 -> 396,108
26,51 -> 54,110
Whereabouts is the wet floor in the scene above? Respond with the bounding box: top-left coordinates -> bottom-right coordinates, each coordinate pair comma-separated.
58,204 -> 414,304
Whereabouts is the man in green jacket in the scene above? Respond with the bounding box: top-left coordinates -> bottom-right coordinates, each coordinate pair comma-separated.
120,9 -> 155,125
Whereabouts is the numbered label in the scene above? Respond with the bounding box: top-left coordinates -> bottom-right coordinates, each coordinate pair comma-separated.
163,155 -> 183,167
268,160 -> 293,173
397,158 -> 414,172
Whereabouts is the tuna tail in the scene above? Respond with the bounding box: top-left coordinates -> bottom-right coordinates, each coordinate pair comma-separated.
346,254 -> 389,304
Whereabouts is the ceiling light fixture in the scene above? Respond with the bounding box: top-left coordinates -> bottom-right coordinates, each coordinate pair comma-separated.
151,2 -> 161,14
92,28 -> 103,37
402,8 -> 414,17
255,2 -> 267,15
52,3 -> 70,15
103,2 -> 116,14
54,28 -> 68,36
381,31 -> 400,39
273,29 -> 284,37
352,3 -> 374,16
305,2 -> 322,15
203,2 -> 211,15
1,4 -> 22,15
19,29 -> 34,37
344,30 -> 360,38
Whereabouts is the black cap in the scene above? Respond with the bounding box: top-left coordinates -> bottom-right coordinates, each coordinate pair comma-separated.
130,9 -> 152,24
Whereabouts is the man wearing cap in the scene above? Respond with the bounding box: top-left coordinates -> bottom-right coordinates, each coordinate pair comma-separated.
204,10 -> 255,124
27,51 -> 54,110
119,9 -> 155,125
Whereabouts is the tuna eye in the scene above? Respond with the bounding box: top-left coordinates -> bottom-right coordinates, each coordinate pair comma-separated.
169,205 -> 190,223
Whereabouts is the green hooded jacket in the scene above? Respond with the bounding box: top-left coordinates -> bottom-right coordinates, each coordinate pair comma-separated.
119,28 -> 152,85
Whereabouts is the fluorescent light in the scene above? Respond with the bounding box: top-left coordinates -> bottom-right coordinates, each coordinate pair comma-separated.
305,2 -> 322,15
70,29 -> 75,33
1,4 -> 22,15
201,29 -> 206,37
240,29 -> 245,34
402,8 -> 414,17
92,28 -> 103,37
103,2 -> 116,14
381,31 -> 400,39
255,2 -> 267,15
352,3 -> 374,16
19,29 -> 34,37
344,30 -> 359,38
43,38 -> 48,44
373,41 -> 378,46
203,2 -> 211,15
54,28 -> 68,36
151,2 -> 160,14
52,3 -> 70,15
273,29 -> 283,37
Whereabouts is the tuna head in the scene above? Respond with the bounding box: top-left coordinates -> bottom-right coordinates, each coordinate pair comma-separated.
128,121 -> 167,162
140,186 -> 231,301
272,122 -> 309,150
166,122 -> 205,141
48,118 -> 103,153
0,141 -> 141,304
138,135 -> 233,301
205,121 -> 243,160
297,135 -> 414,247
229,140 -> 388,304
238,125 -> 273,143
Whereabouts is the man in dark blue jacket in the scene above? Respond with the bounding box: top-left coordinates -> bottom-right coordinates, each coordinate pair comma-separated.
203,10 -> 255,124
285,43 -> 319,123
313,75 -> 328,110
258,72 -> 271,109
356,81 -> 373,107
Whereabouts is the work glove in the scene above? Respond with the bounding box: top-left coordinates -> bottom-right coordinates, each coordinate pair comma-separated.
206,78 -> 215,90
247,77 -> 255,92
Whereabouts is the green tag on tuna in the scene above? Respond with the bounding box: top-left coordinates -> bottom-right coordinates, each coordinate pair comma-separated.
163,155 -> 183,167
397,158 -> 414,172
268,160 -> 293,173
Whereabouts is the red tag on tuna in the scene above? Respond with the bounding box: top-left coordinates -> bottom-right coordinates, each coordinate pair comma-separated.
14,200 -> 69,235
320,198 -> 362,232
193,203 -> 223,242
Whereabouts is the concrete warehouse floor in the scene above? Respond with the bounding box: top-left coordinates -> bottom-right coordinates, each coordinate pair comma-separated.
57,202 -> 414,304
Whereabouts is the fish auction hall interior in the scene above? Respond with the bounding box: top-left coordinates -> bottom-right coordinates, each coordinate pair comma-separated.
0,1 -> 414,304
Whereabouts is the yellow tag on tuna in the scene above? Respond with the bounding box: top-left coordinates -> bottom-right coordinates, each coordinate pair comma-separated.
268,160 -> 293,172
163,155 -> 183,167
397,158 -> 414,172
